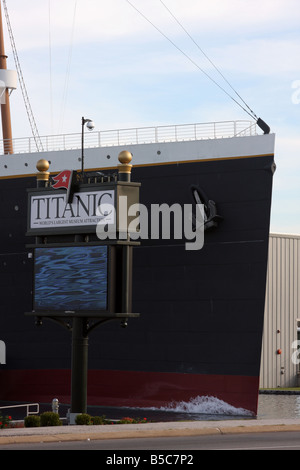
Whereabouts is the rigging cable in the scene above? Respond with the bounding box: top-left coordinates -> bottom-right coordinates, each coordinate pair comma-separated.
125,0 -> 253,119
2,0 -> 44,151
125,0 -> 270,133
159,0 -> 258,121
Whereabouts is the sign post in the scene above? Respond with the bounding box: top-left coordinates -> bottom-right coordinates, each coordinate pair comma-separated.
26,152 -> 140,422
71,317 -> 88,415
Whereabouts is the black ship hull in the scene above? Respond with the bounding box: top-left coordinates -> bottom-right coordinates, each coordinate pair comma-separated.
0,151 -> 275,415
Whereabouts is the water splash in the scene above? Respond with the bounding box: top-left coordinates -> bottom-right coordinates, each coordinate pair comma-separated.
156,396 -> 252,417
131,396 -> 253,419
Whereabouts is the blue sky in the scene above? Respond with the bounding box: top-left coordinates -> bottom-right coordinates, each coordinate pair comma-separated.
2,0 -> 300,234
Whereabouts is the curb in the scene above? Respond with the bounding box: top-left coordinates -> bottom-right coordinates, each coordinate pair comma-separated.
1,421 -> 300,445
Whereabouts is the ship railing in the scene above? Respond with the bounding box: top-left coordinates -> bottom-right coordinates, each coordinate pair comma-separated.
0,403 -> 39,417
0,120 -> 257,156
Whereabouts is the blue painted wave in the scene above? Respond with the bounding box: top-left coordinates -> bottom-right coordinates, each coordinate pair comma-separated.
34,246 -> 107,311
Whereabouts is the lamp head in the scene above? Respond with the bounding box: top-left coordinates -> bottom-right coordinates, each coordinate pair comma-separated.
86,120 -> 95,131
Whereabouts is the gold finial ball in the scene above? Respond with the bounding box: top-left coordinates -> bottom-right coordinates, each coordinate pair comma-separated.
118,151 -> 132,165
36,159 -> 50,173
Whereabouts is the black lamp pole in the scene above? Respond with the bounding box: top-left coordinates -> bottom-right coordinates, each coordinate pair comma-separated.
81,117 -> 94,179
81,116 -> 85,177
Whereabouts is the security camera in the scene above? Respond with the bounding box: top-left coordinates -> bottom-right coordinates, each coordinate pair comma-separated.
87,121 -> 95,131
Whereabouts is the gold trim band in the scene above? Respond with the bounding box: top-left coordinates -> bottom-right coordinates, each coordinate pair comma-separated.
0,153 -> 274,180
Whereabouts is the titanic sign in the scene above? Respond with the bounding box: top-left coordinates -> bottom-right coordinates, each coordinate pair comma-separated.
27,188 -> 115,235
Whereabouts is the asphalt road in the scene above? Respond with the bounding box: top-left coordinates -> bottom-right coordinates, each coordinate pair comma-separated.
1,431 -> 300,451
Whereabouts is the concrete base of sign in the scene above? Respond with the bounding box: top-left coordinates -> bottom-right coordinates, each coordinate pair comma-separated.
67,410 -> 80,425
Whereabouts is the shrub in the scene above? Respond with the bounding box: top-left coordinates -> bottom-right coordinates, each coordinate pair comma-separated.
0,415 -> 12,429
40,412 -> 62,427
74,413 -> 147,426
24,415 -> 41,428
119,417 -> 147,424
91,415 -> 112,425
75,413 -> 92,425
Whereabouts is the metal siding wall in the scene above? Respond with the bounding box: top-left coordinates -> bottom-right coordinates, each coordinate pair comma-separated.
260,234 -> 300,388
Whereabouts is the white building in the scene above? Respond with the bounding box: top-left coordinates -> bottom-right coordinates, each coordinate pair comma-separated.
260,233 -> 300,388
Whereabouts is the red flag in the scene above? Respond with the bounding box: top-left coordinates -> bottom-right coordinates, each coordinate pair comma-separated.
52,170 -> 72,190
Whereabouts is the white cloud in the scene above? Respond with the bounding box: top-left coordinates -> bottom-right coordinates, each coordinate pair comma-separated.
210,39 -> 300,77
5,0 -> 300,51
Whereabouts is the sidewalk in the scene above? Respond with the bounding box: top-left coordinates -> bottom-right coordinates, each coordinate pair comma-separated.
1,418 -> 300,445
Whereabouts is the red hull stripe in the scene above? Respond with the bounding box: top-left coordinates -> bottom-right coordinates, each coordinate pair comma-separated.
0,369 -> 259,414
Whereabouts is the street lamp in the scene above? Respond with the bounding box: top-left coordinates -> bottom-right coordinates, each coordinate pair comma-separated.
81,117 -> 95,179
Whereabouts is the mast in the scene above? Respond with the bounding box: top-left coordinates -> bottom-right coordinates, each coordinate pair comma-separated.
0,0 -> 13,154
